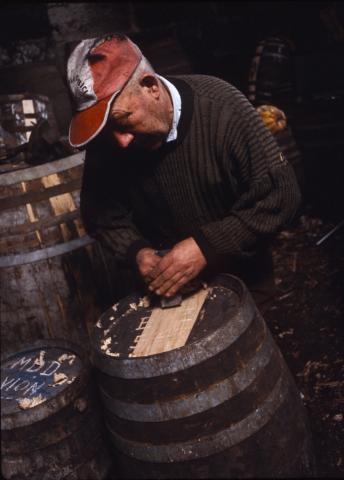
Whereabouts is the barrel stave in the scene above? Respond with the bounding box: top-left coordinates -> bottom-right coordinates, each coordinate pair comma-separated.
0,164 -> 84,255
112,375 -> 315,479
2,384 -> 97,455
97,310 -> 265,404
103,348 -> 282,443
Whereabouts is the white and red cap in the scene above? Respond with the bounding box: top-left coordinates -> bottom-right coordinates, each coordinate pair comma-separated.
67,34 -> 142,147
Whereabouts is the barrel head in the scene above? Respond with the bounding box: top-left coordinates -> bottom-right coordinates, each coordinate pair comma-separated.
90,275 -> 245,379
1,340 -> 85,429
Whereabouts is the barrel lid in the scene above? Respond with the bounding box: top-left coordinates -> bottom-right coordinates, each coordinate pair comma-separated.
1,339 -> 87,429
91,274 -> 248,378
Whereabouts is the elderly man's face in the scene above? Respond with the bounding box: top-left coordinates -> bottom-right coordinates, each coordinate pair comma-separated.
106,80 -> 172,151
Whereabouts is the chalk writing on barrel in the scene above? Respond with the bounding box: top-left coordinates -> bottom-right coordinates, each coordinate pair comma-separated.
1,351 -> 64,401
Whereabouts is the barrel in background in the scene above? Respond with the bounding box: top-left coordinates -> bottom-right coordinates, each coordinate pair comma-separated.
1,339 -> 111,479
0,93 -> 59,161
0,152 -> 117,357
247,36 -> 295,110
90,274 -> 316,478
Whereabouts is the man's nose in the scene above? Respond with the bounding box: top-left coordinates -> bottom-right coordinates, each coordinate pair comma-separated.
114,132 -> 134,148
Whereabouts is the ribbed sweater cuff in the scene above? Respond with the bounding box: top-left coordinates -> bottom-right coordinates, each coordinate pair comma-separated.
191,229 -> 222,269
126,239 -> 152,269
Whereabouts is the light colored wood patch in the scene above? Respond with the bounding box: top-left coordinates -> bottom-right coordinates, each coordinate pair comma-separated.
131,288 -> 209,357
41,173 -> 77,241
21,181 -> 42,245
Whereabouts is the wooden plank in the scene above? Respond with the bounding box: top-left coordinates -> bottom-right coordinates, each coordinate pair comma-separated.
131,288 -> 209,357
41,173 -> 78,242
21,181 -> 42,246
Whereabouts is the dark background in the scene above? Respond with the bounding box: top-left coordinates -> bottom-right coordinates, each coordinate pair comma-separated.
1,1 -> 343,220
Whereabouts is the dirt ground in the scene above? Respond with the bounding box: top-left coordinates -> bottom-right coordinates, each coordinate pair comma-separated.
264,207 -> 344,478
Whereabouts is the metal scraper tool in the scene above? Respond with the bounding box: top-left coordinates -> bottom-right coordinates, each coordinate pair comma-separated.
155,249 -> 183,308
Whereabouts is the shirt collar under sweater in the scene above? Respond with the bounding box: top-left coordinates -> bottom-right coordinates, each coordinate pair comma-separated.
157,74 -> 182,143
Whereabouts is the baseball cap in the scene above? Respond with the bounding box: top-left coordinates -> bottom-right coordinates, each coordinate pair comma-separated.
67,34 -> 142,147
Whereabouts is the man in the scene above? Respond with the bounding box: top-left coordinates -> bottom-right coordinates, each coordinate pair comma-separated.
67,34 -> 301,309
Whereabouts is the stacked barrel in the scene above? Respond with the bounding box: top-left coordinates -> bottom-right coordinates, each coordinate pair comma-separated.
1,340 -> 111,479
0,150 -> 117,477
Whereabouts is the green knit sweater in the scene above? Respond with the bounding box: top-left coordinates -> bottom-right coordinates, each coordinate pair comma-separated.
81,75 -> 301,278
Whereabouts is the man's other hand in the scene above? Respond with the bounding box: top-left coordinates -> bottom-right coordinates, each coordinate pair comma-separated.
148,238 -> 207,297
136,248 -> 161,283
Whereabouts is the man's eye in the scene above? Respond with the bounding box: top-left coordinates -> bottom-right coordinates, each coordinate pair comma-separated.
108,120 -> 127,133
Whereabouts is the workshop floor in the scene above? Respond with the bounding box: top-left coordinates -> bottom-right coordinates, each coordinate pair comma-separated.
264,207 -> 344,478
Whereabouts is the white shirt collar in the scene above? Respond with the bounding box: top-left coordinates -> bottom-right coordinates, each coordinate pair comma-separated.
157,75 -> 182,142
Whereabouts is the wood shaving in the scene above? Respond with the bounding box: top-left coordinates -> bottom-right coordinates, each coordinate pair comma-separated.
103,328 -> 110,337
112,303 -> 119,312
96,319 -> 102,328
57,353 -> 76,365
101,337 -> 111,351
49,373 -> 76,387
278,328 -> 294,338
129,303 -> 138,311
105,349 -> 120,357
53,372 -> 68,385
18,394 -> 46,409
138,296 -> 150,308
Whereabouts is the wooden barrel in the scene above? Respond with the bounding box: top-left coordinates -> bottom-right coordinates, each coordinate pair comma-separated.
0,152 -> 117,357
0,93 -> 59,160
90,274 -> 316,478
1,339 -> 111,479
247,36 -> 294,108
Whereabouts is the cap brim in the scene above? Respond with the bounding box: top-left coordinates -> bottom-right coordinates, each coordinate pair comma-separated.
69,91 -> 119,148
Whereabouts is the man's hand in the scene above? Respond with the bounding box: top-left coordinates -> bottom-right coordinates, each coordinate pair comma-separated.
136,248 -> 161,283
148,238 -> 207,297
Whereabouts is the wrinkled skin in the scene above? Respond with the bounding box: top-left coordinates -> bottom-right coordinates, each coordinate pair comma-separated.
136,238 -> 207,297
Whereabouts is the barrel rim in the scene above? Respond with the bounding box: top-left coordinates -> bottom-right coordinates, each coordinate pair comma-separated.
91,274 -> 255,378
0,235 -> 95,268
0,151 -> 85,186
1,338 -> 88,362
1,338 -> 90,430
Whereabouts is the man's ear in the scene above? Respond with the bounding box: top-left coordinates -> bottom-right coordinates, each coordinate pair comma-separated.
139,74 -> 160,98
